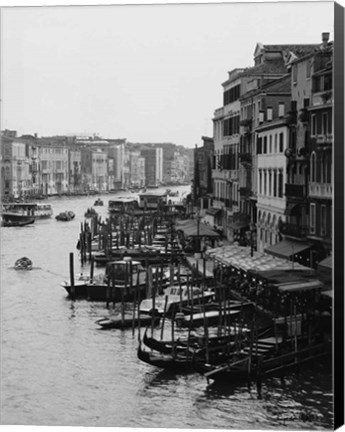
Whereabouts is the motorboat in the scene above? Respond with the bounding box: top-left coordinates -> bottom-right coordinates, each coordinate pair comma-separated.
139,284 -> 215,316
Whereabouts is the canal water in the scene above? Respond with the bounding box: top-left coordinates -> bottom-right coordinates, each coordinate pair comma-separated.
1,186 -> 333,429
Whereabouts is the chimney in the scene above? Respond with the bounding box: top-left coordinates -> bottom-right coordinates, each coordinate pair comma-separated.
322,32 -> 330,47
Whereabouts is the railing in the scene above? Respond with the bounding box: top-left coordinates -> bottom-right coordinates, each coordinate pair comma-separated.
309,183 -> 332,199
315,134 -> 333,146
212,169 -> 238,181
285,184 -> 307,198
279,222 -> 308,239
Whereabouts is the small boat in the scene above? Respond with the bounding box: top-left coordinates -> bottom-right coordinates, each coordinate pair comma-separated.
84,207 -> 98,218
94,198 -> 104,206
139,285 -> 215,316
137,343 -> 194,373
96,313 -> 160,329
60,259 -> 147,302
56,211 -> 75,221
14,257 -> 33,270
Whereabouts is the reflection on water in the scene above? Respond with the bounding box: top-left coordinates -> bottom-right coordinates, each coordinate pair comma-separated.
0,187 -> 333,428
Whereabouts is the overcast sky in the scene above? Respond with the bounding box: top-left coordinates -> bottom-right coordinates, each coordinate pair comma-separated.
1,1 -> 334,147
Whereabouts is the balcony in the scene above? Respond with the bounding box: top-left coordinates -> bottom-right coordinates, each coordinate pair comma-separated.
315,134 -> 332,148
309,183 -> 332,199
212,169 -> 238,181
279,222 -> 308,239
285,183 -> 307,199
312,90 -> 333,107
214,107 -> 224,120
239,152 -> 252,166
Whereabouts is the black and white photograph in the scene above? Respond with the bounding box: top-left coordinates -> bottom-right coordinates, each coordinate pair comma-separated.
0,0 -> 344,430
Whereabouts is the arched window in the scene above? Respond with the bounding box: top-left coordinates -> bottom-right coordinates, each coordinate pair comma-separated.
310,152 -> 317,182
262,212 -> 266,226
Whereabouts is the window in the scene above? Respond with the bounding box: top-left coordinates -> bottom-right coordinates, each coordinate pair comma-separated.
274,134 -> 278,152
259,111 -> 264,123
322,112 -> 328,135
269,135 -> 272,153
310,203 -> 316,234
278,171 -> 283,198
267,107 -> 273,121
293,65 -> 297,83
321,205 -> 327,236
263,136 -> 267,154
303,98 -> 310,108
306,59 -> 312,78
278,103 -> 285,117
279,133 -> 284,152
259,170 -> 262,194
257,137 -> 262,154
311,114 -> 317,136
310,152 -> 316,182
264,171 -> 267,195
273,170 -> 277,197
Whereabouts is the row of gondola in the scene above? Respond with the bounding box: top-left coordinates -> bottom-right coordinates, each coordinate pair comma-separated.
70,204 -> 332,389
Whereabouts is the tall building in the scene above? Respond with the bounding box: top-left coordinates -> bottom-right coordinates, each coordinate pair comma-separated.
0,134 -> 32,198
274,33 -> 333,267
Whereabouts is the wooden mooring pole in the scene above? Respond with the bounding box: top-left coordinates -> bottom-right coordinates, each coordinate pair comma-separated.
69,252 -> 75,300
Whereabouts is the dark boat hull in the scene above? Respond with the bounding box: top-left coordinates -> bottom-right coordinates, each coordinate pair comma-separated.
2,216 -> 35,227
137,345 -> 194,372
64,283 -> 147,302
96,315 -> 160,329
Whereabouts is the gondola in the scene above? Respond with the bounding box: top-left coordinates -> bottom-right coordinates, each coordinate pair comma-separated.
137,343 -> 194,373
96,314 -> 160,329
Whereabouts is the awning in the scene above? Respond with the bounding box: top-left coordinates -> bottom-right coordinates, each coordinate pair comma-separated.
318,255 -> 332,271
229,220 -> 249,230
321,289 -> 333,299
265,239 -> 311,259
177,220 -> 219,238
277,280 -> 324,293
205,244 -> 312,273
284,203 -> 301,216
205,207 -> 222,216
